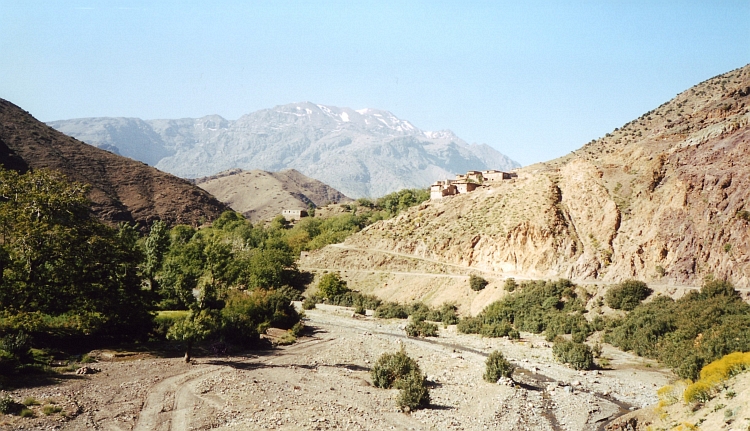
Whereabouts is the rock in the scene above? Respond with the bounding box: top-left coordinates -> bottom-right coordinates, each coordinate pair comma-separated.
75,367 -> 101,375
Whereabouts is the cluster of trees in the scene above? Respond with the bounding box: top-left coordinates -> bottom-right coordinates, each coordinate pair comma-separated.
458,279 -> 594,344
0,168 -> 432,375
605,279 -> 750,379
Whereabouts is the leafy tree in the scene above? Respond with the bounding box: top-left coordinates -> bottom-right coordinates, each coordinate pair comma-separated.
605,279 -> 652,311
469,275 -> 489,291
167,309 -> 219,362
317,273 -> 349,299
0,168 -> 151,339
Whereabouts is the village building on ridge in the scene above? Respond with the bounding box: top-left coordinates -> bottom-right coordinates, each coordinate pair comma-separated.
430,169 -> 516,200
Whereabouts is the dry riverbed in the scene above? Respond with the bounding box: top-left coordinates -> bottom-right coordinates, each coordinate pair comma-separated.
1,303 -> 672,430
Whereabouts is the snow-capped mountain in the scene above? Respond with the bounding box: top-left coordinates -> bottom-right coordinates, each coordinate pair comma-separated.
48,102 -> 520,198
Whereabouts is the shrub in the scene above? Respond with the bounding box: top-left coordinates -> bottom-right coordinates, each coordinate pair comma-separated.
371,349 -> 420,389
375,302 -> 409,319
480,322 -> 512,338
354,304 -> 366,315
683,351 -> 750,402
42,405 -> 63,415
326,291 -> 382,310
605,280 -> 652,311
317,273 -> 349,299
395,370 -> 430,412
503,278 -> 517,292
371,349 -> 430,412
457,316 -> 482,334
469,275 -> 489,291
0,396 -> 22,415
22,397 -> 40,406
405,319 -> 438,337
553,339 -> 595,370
605,280 -> 750,379
484,350 -> 514,382
436,303 -> 459,325
301,296 -> 317,310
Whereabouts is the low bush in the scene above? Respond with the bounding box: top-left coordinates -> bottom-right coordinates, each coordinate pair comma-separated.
484,350 -> 514,382
371,349 -> 430,412
458,279 -> 591,342
371,349 -> 420,389
326,291 -> 382,310
301,296 -> 317,310
553,339 -> 595,370
0,395 -> 23,415
457,317 -> 482,334
42,404 -> 63,415
605,280 -> 652,311
503,278 -> 517,292
375,302 -> 409,319
480,322 -> 513,338
405,319 -> 438,337
469,275 -> 489,291
395,370 -> 430,412
683,351 -> 750,403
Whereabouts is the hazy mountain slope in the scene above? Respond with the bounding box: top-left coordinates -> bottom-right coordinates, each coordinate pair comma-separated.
48,103 -> 520,198
0,99 -> 228,228
194,168 -> 351,221
306,64 -> 750,288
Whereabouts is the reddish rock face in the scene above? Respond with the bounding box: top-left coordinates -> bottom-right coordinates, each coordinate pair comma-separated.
308,64 -> 750,288
0,99 -> 228,229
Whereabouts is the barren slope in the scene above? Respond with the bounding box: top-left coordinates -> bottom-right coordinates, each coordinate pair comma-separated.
0,99 -> 228,227
307,64 -> 750,289
194,168 -> 351,221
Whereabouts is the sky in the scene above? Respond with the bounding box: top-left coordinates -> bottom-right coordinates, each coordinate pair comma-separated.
1,1 -> 749,166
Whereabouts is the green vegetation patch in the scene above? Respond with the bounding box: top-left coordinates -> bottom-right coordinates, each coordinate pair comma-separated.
484,350 -> 514,382
458,279 -> 591,341
605,280 -> 750,379
604,279 -> 652,311
371,349 -> 430,412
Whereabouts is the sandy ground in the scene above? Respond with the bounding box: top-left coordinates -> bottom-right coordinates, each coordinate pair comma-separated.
0,303 -> 673,431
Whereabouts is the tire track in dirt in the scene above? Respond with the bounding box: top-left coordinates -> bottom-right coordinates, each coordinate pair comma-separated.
133,366 -> 221,431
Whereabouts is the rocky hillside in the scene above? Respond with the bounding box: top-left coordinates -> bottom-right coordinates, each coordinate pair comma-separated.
194,168 -> 351,221
0,99 -> 228,228
306,64 -> 750,288
47,102 -> 520,198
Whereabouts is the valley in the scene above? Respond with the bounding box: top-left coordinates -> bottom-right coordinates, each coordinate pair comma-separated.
0,303 -> 670,431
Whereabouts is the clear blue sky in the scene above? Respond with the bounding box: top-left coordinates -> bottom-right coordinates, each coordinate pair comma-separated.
2,1 -> 748,166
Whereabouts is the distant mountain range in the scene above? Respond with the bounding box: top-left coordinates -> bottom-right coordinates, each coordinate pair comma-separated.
47,103 -> 520,198
0,98 -> 228,228
194,168 -> 351,222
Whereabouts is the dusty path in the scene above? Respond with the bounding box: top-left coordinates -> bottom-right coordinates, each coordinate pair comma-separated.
2,303 -> 673,431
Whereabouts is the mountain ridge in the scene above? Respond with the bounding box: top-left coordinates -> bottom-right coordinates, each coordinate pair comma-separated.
47,102 -> 520,198
0,98 -> 229,228
193,168 -> 351,222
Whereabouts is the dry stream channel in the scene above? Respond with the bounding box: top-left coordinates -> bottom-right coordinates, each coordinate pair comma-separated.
3,303 -> 671,431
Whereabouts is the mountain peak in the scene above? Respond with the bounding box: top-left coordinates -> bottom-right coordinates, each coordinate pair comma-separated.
49,103 -> 521,198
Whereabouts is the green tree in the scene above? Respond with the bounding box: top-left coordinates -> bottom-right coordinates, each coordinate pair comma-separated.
143,220 -> 170,291
0,168 -> 151,338
167,309 -> 219,362
317,273 -> 349,299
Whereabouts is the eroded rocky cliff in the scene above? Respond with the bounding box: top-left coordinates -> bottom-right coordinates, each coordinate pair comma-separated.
306,65 -> 750,288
